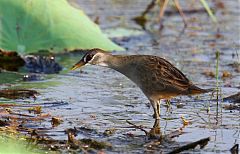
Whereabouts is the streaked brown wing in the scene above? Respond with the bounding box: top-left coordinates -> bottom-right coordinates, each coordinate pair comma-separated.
137,55 -> 191,92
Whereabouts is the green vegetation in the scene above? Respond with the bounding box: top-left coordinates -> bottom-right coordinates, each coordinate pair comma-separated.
200,0 -> 218,23
0,133 -> 44,154
0,0 -> 124,53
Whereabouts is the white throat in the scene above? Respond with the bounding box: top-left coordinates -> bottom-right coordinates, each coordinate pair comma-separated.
96,61 -> 109,67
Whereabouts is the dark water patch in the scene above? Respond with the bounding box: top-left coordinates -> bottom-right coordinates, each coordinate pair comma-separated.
24,55 -> 62,74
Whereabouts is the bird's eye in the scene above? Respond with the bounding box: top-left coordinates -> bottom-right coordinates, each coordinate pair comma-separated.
86,54 -> 93,61
84,53 -> 94,62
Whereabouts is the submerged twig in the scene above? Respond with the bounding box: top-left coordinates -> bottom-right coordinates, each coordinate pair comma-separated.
141,0 -> 157,16
173,0 -> 187,26
132,0 -> 156,29
168,137 -> 210,154
126,120 -> 148,135
166,129 -> 183,139
230,144 -> 239,154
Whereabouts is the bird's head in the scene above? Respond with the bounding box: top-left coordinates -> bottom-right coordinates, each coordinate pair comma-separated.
71,48 -> 111,70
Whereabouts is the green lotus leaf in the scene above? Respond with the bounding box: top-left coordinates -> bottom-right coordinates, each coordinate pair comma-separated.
0,0 -> 124,53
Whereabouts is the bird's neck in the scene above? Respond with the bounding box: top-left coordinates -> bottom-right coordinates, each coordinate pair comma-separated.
106,55 -> 133,75
106,55 -> 125,69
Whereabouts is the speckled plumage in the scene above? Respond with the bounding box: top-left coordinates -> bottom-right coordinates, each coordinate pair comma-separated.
110,55 -> 207,97
72,48 -> 211,119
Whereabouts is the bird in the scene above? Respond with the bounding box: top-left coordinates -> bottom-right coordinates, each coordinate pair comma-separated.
71,48 -> 212,119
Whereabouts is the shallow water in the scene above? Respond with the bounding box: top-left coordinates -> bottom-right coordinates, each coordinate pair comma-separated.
1,0 -> 240,153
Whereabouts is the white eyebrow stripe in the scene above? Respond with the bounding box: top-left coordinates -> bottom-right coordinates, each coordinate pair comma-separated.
83,55 -> 87,62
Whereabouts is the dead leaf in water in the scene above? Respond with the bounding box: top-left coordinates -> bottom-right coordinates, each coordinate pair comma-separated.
215,1 -> 225,9
103,128 -> 116,136
176,102 -> 184,108
181,116 -> 189,126
51,117 -> 63,127
0,89 -> 38,99
89,114 -> 96,119
215,33 -> 224,39
202,71 -> 215,78
5,108 -> 12,113
223,104 -> 240,110
80,138 -> 112,150
27,106 -> 42,114
209,42 -> 216,47
132,16 -> 147,30
66,129 -> 79,149
222,71 -> 232,78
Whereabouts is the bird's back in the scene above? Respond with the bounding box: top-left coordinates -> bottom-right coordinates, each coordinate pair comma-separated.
110,55 -> 208,100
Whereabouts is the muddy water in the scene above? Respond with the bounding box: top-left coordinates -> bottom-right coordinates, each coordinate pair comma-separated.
1,0 -> 240,153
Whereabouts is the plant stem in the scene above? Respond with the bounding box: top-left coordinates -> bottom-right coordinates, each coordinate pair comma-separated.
215,50 -> 220,122
200,0 -> 218,23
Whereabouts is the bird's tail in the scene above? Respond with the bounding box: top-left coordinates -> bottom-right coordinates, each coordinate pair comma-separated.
188,84 -> 214,95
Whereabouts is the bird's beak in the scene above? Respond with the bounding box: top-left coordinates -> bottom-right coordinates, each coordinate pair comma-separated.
71,60 -> 86,70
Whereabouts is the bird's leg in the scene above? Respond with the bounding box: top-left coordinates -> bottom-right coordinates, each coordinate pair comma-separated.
157,100 -> 161,117
149,119 -> 162,139
153,119 -> 160,128
150,100 -> 160,119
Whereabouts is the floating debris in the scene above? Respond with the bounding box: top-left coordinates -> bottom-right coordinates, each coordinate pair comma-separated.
66,128 -> 80,149
65,128 -> 112,151
0,89 -> 38,99
222,71 -> 232,78
27,106 -> 42,114
51,117 -> 63,127
176,102 -> 184,108
181,116 -> 190,126
80,138 -> 112,150
223,92 -> 240,104
0,50 -> 25,71
168,137 -> 210,154
24,55 -> 62,74
223,104 -> 240,111
202,70 -> 215,78
103,128 -> 116,136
